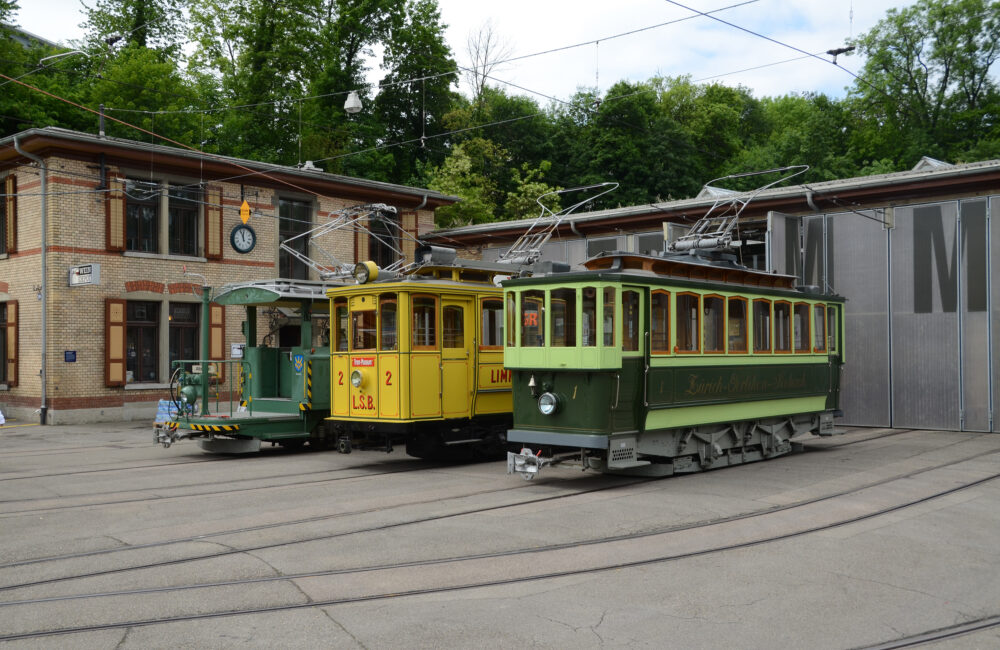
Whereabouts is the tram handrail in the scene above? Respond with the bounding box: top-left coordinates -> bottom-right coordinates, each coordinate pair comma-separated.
168,359 -> 253,420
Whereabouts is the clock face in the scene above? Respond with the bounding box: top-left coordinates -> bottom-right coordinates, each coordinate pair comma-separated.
230,224 -> 256,254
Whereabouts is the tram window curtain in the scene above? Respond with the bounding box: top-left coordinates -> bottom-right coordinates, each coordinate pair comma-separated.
3,301 -> 16,387
2,174 -> 16,255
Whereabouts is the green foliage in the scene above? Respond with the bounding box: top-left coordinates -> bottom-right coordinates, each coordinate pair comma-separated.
2,0 -> 998,227
846,0 -> 1000,168
81,0 -> 185,57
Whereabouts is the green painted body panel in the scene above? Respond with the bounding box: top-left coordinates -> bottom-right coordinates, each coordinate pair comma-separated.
172,411 -> 324,441
644,396 -> 828,430
647,363 -> 831,408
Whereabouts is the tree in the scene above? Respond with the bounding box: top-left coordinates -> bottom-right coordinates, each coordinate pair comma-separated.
80,0 -> 185,57
373,0 -> 458,185
463,19 -> 512,107
846,0 -> 1000,167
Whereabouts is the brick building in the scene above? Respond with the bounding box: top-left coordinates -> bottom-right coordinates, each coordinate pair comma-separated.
0,127 -> 455,424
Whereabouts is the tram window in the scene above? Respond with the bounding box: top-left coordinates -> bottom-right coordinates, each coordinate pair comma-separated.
379,295 -> 397,351
334,300 -> 348,351
650,290 -> 670,354
774,302 -> 791,352
412,296 -> 437,349
703,295 -> 724,353
728,297 -> 748,353
505,292 -> 516,347
551,289 -> 577,347
828,305 -> 841,353
676,293 -> 699,353
521,291 -> 545,347
582,287 -> 597,347
752,299 -> 771,353
481,299 -> 504,349
443,305 -> 464,348
793,302 -> 810,353
813,304 -> 826,353
622,290 -> 639,352
352,311 -> 377,350
603,287 -> 616,347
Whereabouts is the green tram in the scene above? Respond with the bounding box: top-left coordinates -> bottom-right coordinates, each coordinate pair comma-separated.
154,279 -> 337,452
505,251 -> 845,478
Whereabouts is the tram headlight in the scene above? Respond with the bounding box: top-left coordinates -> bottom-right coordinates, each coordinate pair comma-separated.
353,261 -> 379,284
538,392 -> 559,415
350,370 -> 363,388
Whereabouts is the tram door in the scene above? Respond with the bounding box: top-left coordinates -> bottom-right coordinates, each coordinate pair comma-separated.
441,298 -> 474,418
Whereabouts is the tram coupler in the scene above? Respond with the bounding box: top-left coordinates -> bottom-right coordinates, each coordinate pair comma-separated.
154,423 -> 190,448
507,448 -> 582,480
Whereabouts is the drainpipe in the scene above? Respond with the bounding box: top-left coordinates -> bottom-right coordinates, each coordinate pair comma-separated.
14,136 -> 47,425
805,189 -> 819,213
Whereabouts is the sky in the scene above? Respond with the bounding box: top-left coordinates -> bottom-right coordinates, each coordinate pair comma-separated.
11,0 -> 915,103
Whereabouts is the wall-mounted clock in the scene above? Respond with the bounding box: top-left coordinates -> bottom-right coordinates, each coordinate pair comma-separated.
230,223 -> 257,254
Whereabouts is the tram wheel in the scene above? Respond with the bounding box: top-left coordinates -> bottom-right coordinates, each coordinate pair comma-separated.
337,437 -> 352,454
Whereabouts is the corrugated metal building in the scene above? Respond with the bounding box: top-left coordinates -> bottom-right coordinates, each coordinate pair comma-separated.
427,158 -> 1000,432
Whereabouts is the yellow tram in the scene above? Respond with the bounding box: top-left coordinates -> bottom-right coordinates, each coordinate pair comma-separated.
325,246 -> 519,459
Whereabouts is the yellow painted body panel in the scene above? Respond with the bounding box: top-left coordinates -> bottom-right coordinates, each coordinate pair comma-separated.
379,354 -> 400,417
331,355 -> 350,416
349,354 -> 379,417
409,353 -> 442,418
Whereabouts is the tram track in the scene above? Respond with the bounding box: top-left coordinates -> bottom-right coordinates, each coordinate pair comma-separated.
857,615 -> 1000,649
0,426 -> 906,512
0,449 -> 996,642
0,427 -> 944,575
0,442 -> 995,601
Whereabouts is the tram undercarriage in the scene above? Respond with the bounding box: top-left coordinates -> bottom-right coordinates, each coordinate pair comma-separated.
508,410 -> 842,479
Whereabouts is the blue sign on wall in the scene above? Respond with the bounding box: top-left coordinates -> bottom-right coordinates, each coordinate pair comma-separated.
64,351 -> 76,363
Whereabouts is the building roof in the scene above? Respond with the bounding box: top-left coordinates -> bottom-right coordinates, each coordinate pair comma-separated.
0,127 -> 459,209
427,157 -> 1000,245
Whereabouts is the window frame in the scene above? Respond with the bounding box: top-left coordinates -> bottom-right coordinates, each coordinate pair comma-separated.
702,294 -> 726,354
442,304 -> 465,349
505,292 -> 517,348
167,184 -> 201,257
581,286 -> 597,347
379,294 -> 398,352
793,302 -> 811,354
411,294 -> 439,351
278,197 -> 313,280
621,289 -> 641,353
125,300 -> 160,383
351,309 -> 377,351
727,296 -> 749,354
168,302 -> 200,367
602,287 -> 616,347
675,292 -> 701,354
480,297 -> 504,350
812,303 -> 827,353
650,289 -> 671,355
550,288 -> 577,348
520,290 -> 545,348
752,298 -> 772,354
774,300 -> 792,353
125,179 -> 161,253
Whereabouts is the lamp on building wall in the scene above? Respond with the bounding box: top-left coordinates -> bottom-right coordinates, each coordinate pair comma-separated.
344,91 -> 362,114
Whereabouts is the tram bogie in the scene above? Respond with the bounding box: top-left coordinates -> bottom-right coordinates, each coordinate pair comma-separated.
505,251 -> 846,478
